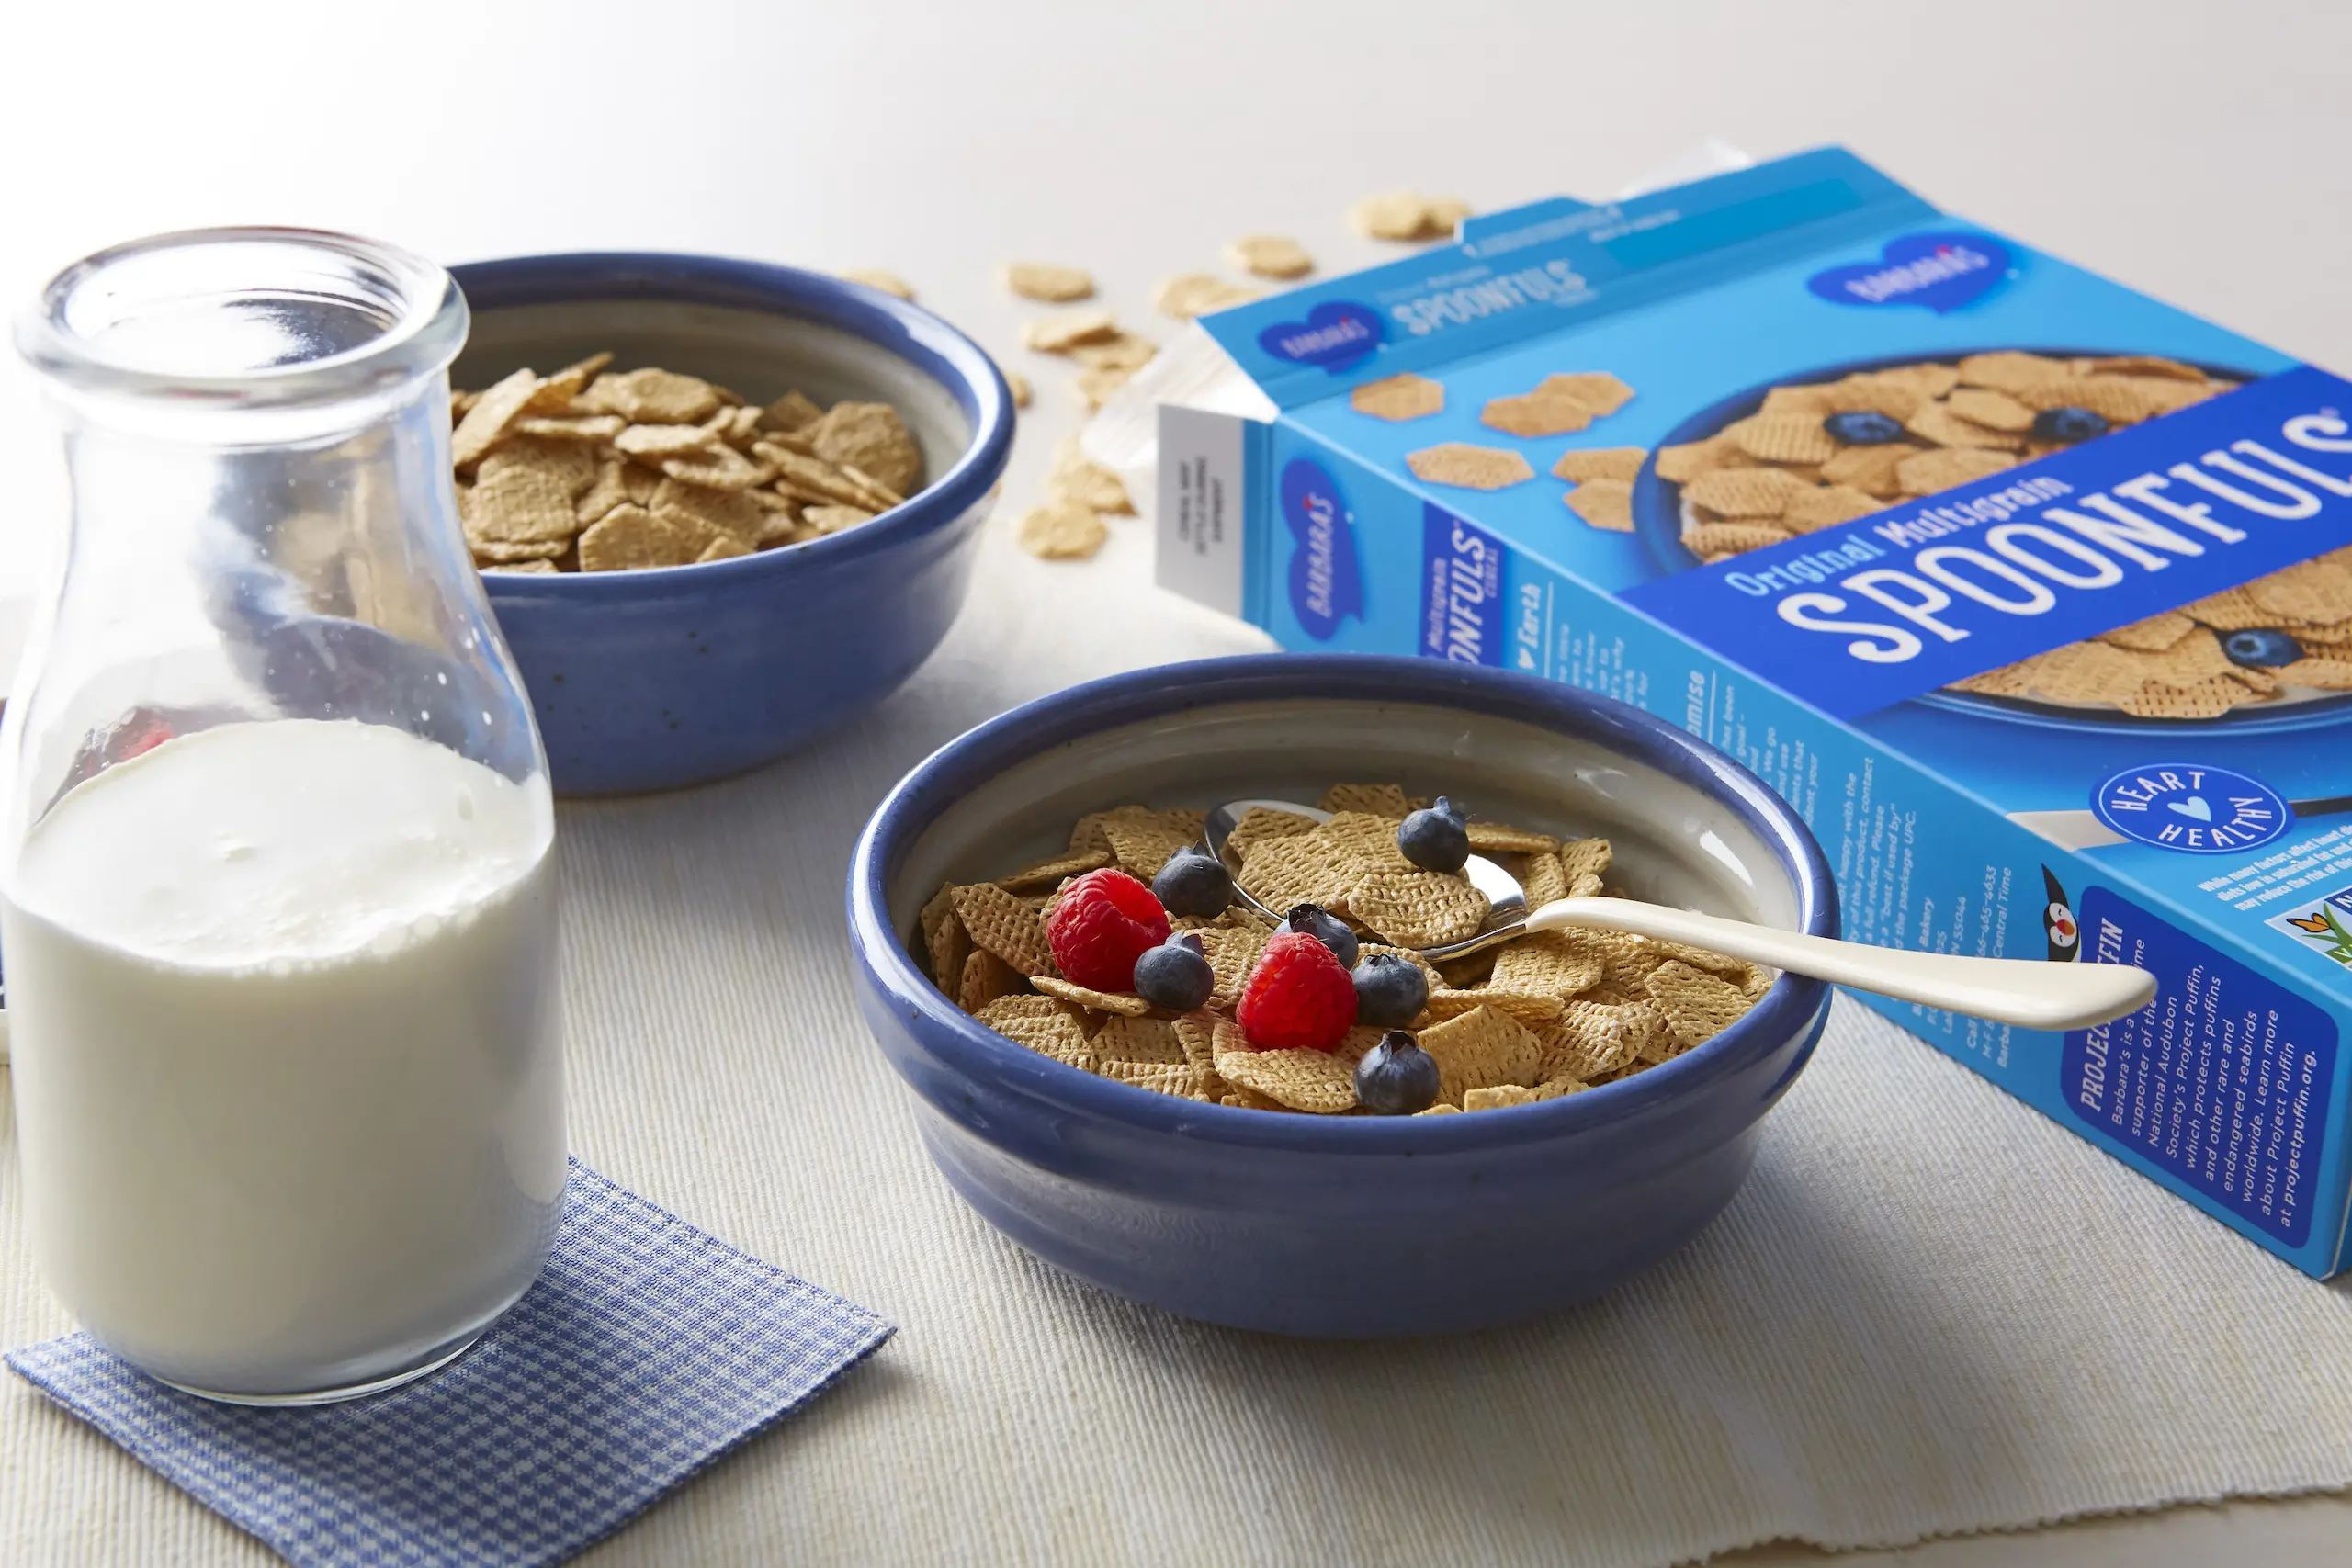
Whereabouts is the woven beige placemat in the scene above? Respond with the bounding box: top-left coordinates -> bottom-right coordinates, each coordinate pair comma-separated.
6,531 -> 2350,1566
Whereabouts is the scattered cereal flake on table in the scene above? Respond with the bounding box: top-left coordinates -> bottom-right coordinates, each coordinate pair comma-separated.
1223,234 -> 1315,279
1000,262 -> 1096,302
839,267 -> 915,299
1073,333 -> 1159,372
1046,434 -> 1133,513
1551,447 -> 1647,484
1003,368 -> 1032,409
1072,364 -> 1136,412
1014,499 -> 1109,561
1350,190 -> 1473,242
1564,478 -> 1634,532
1022,308 -> 1120,353
1151,273 -> 1262,321
1406,443 -> 1534,491
1351,373 -> 1445,423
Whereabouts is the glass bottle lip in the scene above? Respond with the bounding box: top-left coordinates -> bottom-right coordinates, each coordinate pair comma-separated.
15,226 -> 468,411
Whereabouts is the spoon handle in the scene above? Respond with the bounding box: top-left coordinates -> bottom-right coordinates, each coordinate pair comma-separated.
1527,897 -> 2155,1032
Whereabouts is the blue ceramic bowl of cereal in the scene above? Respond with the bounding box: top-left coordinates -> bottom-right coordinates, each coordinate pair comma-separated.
448,254 -> 1015,795
846,654 -> 1837,1337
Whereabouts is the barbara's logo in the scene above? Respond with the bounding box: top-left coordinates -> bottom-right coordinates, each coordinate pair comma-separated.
2090,762 -> 2292,853
1806,231 -> 2012,315
1257,301 -> 1383,373
1280,457 -> 1363,640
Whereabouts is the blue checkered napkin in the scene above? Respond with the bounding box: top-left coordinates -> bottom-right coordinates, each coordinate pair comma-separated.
6,1160 -> 892,1568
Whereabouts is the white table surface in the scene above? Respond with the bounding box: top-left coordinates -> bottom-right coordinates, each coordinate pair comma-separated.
6,3 -> 2352,1562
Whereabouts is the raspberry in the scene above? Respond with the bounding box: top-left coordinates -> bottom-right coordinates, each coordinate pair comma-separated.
1236,931 -> 1359,1052
1044,868 -> 1170,992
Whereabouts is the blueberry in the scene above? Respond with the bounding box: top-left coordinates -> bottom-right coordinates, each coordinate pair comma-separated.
1396,795 -> 1470,874
1152,847 -> 1233,918
1281,903 -> 1360,967
1354,1031 -> 1442,1115
2030,406 -> 2110,444
1131,932 -> 1213,1011
1823,410 -> 1905,446
1352,953 -> 1429,1029
2223,627 -> 2304,669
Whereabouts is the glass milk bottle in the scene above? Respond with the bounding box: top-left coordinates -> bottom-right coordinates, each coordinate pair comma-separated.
5,230 -> 564,1404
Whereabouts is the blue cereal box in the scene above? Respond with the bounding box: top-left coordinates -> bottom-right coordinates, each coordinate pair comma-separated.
1153,147 -> 2352,1276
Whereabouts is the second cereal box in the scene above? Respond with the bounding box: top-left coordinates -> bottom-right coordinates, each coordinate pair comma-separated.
1156,146 -> 2352,1279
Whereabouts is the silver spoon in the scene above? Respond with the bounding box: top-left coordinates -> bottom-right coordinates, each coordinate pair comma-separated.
1202,798 -> 2154,1032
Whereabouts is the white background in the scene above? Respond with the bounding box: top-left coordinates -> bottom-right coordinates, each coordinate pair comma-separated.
6,2 -> 2352,1562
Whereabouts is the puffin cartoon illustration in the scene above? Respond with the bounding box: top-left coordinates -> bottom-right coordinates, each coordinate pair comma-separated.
2041,866 -> 2080,963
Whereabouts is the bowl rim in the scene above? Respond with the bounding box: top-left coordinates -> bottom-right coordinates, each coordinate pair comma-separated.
447,250 -> 1016,596
848,653 -> 1839,1152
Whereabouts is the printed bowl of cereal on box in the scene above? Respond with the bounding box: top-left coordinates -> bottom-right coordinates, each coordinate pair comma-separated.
447,254 -> 1015,794
1625,348 -> 2352,731
846,654 -> 1836,1336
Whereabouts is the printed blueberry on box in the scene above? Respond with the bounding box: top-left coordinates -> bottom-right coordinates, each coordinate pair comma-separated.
1157,145 -> 2352,1277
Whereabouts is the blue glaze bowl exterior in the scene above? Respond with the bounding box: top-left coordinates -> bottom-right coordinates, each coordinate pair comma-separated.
847,655 -> 1838,1337
449,254 -> 1015,795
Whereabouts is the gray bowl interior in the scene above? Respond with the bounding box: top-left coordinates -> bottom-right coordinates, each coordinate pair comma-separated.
452,299 -> 975,492
888,696 -> 1804,945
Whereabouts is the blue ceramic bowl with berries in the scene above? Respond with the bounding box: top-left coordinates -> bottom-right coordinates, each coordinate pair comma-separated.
449,254 -> 1015,795
846,655 -> 1838,1337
